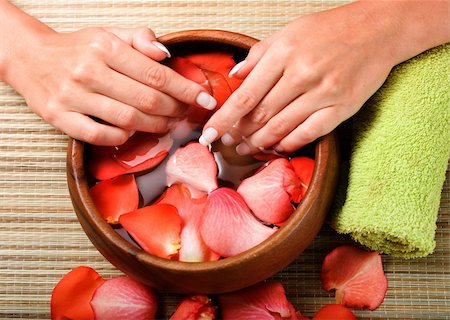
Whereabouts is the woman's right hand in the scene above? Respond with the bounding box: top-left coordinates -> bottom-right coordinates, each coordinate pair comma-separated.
2,22 -> 217,145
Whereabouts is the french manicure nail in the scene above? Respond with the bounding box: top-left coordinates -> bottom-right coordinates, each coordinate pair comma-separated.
236,142 -> 251,155
151,41 -> 171,58
228,60 -> 246,78
196,91 -> 217,110
221,133 -> 236,146
199,127 -> 218,146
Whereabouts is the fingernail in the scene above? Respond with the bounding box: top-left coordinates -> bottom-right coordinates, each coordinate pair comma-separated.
196,91 -> 217,110
221,133 -> 235,146
151,41 -> 171,58
129,130 -> 136,137
199,127 -> 218,146
273,143 -> 284,152
228,60 -> 246,78
236,142 -> 251,155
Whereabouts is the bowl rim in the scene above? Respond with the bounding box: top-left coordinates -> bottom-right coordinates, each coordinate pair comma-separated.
67,29 -> 337,274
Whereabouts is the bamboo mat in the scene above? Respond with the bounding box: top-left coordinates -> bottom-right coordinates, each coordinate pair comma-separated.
0,1 -> 449,319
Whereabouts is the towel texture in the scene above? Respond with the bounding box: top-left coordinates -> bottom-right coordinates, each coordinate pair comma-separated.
330,44 -> 450,258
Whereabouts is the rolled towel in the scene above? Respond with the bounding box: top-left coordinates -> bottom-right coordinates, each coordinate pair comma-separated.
330,44 -> 450,259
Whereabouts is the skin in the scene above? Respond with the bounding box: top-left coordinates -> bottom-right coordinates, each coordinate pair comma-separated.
200,0 -> 450,154
0,0 -> 216,146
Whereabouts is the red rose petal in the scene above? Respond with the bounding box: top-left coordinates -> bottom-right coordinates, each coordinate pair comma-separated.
237,158 -> 301,224
167,56 -> 209,87
157,184 -> 220,262
51,266 -> 105,320
226,75 -> 244,92
90,175 -> 139,224
313,304 -> 356,320
219,281 -> 299,320
90,276 -> 157,320
321,245 -> 388,310
87,132 -> 173,181
183,51 -> 244,92
119,203 -> 182,259
166,142 -> 218,198
202,69 -> 232,109
184,52 -> 236,76
200,188 -> 276,257
169,295 -> 216,320
290,157 -> 315,200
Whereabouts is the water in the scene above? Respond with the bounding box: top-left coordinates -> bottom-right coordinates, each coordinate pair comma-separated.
136,121 -> 265,206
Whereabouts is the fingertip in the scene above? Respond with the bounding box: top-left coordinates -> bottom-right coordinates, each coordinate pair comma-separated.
228,60 -> 246,78
151,41 -> 171,58
199,127 -> 218,146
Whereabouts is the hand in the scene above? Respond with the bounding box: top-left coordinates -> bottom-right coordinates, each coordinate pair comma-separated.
199,1 -> 437,154
4,26 -> 217,146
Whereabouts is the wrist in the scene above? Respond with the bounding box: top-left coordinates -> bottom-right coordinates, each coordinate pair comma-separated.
355,0 -> 449,66
0,1 -> 55,85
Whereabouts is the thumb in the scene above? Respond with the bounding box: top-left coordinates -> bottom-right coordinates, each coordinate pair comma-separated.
228,36 -> 274,79
104,27 -> 171,61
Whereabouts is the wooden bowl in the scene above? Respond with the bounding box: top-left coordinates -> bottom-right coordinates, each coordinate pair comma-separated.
66,29 -> 339,294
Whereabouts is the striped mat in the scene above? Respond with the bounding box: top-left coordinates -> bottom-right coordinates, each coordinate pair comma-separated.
0,1 -> 448,319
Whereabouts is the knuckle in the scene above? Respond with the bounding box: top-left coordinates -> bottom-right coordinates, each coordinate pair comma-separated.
41,100 -> 60,124
87,30 -> 114,55
179,84 -> 198,104
248,106 -> 269,126
116,107 -> 138,128
56,80 -> 75,105
267,114 -> 291,138
299,122 -> 322,143
142,65 -> 167,89
322,76 -> 341,97
234,90 -> 258,112
82,127 -> 103,145
151,118 -> 169,133
297,63 -> 319,83
136,91 -> 159,113
71,62 -> 94,83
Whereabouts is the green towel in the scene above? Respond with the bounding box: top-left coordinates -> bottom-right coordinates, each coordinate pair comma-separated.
330,44 -> 450,259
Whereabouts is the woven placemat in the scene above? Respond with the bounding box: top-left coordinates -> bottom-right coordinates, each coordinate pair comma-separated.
1,1 -> 449,319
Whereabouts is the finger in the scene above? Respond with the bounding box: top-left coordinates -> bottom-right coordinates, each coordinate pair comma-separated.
76,93 -> 172,133
55,111 -> 130,146
273,106 -> 348,153
105,27 -> 170,61
229,37 -> 274,78
199,48 -> 285,146
236,90 -> 323,154
90,66 -> 188,117
222,73 -> 314,146
104,37 -> 217,111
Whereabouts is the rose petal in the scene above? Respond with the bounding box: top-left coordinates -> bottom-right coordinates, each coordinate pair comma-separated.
219,281 -> 299,320
90,175 -> 139,224
321,245 -> 388,310
87,132 -> 173,181
169,295 -> 216,320
51,266 -> 105,320
202,69 -> 232,109
91,276 -> 157,320
290,157 -> 315,200
166,142 -> 218,198
157,184 -> 220,262
201,188 -> 276,257
237,158 -> 301,224
119,203 -> 182,259
313,304 -> 356,320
